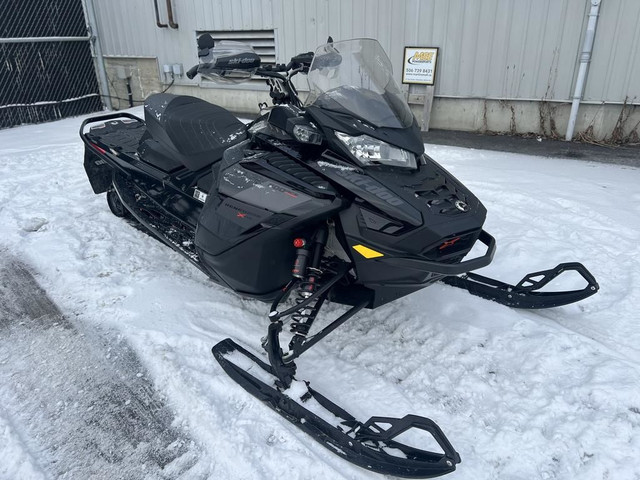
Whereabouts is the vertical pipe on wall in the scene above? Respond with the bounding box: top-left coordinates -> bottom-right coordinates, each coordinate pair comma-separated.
83,0 -> 113,111
565,0 -> 602,141
166,0 -> 179,29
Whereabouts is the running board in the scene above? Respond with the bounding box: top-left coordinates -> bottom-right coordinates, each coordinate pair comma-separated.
212,338 -> 461,478
441,262 -> 599,309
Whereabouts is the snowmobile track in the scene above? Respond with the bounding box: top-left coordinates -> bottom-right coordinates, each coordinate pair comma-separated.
0,254 -> 202,479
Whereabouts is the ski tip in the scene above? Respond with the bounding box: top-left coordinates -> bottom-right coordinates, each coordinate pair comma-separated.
211,338 -> 236,357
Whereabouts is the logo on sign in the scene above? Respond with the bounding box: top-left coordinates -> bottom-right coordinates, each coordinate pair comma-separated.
408,51 -> 435,64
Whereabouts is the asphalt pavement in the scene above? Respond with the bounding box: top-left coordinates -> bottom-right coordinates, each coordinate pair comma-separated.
0,254 -> 202,479
422,129 -> 640,167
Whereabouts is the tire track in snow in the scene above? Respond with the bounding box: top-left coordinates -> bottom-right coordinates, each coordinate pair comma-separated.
0,254 -> 205,479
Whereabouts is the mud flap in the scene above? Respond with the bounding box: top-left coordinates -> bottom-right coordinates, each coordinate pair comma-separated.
83,147 -> 113,194
212,338 -> 461,478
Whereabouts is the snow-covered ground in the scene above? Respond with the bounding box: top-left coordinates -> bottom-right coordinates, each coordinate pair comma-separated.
1,110 -> 639,480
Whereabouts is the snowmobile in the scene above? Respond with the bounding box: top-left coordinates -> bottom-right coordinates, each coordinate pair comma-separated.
81,36 -> 599,478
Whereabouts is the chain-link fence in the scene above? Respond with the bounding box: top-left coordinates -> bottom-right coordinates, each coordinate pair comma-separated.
0,0 -> 103,129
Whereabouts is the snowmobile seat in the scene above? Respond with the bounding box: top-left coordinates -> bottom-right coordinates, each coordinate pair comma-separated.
141,93 -> 247,172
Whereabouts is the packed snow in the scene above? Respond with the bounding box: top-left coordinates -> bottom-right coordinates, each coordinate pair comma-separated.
1,109 -> 639,480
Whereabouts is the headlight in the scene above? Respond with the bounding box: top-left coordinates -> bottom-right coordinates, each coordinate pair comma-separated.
335,132 -> 417,169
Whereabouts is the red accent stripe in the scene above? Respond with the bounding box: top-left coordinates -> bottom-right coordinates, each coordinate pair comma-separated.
439,236 -> 461,250
91,143 -> 107,154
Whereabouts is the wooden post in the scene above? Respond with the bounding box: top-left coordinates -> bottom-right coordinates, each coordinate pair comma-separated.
402,46 -> 439,132
421,85 -> 435,132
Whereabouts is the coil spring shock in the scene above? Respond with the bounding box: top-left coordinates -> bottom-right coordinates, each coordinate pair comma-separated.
290,272 -> 322,336
289,226 -> 329,337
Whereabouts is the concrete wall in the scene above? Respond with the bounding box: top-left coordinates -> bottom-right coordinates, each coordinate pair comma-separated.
103,57 -> 162,110
92,0 -> 640,142
422,99 -> 640,142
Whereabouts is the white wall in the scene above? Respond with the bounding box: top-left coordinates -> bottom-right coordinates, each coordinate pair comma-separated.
92,0 -> 640,139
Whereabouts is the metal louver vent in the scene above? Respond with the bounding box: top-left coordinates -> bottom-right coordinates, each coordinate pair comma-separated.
197,30 -> 276,88
414,181 -> 468,216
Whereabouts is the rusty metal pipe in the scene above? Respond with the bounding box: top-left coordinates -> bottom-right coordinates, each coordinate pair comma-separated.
166,0 -> 178,29
153,0 -> 168,28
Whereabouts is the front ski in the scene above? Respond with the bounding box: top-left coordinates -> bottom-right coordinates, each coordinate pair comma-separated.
212,338 -> 461,478
441,262 -> 599,309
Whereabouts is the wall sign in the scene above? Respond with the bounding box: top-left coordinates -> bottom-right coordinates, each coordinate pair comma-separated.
402,47 -> 439,85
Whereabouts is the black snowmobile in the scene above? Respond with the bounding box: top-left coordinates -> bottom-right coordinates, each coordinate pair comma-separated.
81,36 -> 599,478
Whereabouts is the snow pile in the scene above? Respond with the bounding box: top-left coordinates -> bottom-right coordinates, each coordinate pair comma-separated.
0,111 -> 639,479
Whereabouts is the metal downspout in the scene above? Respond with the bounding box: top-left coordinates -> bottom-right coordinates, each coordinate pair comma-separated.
83,0 -> 112,111
565,0 -> 602,141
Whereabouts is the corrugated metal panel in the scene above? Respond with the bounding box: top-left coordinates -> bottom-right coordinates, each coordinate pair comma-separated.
91,0 -> 639,103
92,0 -> 165,56
187,0 -> 273,31
585,0 -> 640,103
93,0 -> 274,76
272,0 -> 590,101
396,0 -> 589,101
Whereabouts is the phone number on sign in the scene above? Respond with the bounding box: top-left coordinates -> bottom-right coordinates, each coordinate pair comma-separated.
406,68 -> 433,75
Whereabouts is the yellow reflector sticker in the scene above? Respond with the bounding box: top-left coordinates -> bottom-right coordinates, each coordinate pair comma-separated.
352,244 -> 384,259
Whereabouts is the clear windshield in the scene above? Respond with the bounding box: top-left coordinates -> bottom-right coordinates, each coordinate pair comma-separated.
305,39 -> 413,129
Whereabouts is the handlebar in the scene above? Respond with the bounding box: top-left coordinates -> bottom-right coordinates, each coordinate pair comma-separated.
186,50 -> 313,81
185,61 -> 287,81
186,64 -> 200,80
261,52 -> 313,73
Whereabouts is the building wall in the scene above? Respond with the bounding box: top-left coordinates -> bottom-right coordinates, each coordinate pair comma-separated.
91,0 -> 640,141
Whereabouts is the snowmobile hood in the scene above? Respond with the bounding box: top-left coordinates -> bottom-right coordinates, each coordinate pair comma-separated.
313,151 -> 487,253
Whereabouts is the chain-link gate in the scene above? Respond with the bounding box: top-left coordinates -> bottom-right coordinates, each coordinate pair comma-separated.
0,0 -> 103,129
